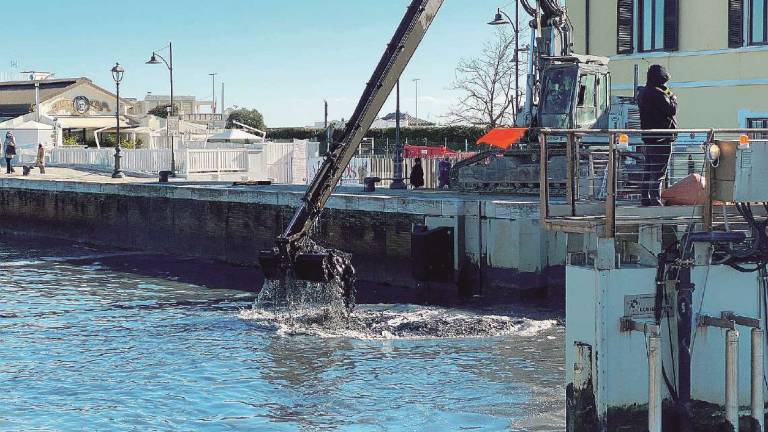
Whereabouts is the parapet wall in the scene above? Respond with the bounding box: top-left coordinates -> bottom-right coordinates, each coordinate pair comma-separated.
0,179 -> 565,303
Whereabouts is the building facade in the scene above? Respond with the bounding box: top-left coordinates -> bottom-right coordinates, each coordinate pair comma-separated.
566,0 -> 768,128
133,94 -> 213,116
0,77 -> 134,146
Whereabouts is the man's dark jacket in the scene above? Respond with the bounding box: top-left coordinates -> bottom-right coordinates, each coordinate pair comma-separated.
639,65 -> 677,145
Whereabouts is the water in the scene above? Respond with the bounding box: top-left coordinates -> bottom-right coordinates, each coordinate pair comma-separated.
0,236 -> 565,431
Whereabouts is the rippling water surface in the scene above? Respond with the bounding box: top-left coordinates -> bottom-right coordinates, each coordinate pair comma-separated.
0,237 -> 565,431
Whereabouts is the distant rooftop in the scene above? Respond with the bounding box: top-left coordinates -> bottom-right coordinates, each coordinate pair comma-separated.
380,112 -> 434,126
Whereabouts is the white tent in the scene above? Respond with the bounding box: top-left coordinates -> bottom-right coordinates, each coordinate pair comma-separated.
207,128 -> 265,144
0,120 -> 54,164
0,120 -> 54,149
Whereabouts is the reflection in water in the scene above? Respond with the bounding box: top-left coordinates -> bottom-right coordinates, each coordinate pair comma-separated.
0,236 -> 565,430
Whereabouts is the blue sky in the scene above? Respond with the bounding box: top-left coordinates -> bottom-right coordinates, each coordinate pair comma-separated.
0,1 -> 521,127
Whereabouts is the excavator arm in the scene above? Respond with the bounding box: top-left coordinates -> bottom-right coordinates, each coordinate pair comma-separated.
259,0 -> 444,299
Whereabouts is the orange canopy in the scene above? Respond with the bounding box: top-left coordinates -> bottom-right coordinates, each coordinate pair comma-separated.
477,128 -> 529,150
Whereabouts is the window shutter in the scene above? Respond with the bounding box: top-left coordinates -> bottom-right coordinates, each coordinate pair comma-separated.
617,0 -> 634,54
663,0 -> 679,51
728,0 -> 744,48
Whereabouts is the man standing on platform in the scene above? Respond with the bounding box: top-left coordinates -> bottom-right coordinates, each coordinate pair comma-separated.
639,64 -> 678,207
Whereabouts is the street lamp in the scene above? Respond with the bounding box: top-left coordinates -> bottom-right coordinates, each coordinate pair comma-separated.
488,5 -> 521,123
412,78 -> 420,127
209,72 -> 218,115
146,42 -> 176,175
390,80 -> 406,190
111,62 -> 125,179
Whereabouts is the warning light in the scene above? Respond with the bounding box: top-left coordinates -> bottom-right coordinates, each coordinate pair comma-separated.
739,134 -> 750,148
618,134 -> 629,145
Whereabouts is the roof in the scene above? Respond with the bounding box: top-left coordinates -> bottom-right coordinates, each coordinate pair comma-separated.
208,128 -> 265,142
0,77 -> 131,118
380,112 -> 434,126
0,78 -> 85,109
14,120 -> 53,130
56,116 -> 131,129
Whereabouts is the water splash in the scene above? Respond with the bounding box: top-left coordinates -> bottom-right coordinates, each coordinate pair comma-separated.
239,304 -> 558,340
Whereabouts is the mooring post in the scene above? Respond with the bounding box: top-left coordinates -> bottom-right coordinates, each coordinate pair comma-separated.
725,329 -> 739,430
648,334 -> 662,432
752,328 -> 764,431
619,317 -> 662,432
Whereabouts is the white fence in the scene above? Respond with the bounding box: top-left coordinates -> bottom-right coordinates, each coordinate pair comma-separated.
46,141 -> 304,179
186,149 -> 249,174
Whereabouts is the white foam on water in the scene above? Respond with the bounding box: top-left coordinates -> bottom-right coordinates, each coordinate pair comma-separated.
238,304 -> 558,340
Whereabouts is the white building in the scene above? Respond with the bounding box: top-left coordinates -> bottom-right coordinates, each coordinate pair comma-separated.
133,93 -> 213,116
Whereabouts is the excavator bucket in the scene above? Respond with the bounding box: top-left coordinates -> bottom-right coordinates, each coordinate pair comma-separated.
258,249 -> 333,283
477,127 -> 529,150
293,253 -> 333,283
258,250 -> 286,280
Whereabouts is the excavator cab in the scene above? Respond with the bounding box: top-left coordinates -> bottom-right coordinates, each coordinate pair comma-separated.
538,56 -> 611,131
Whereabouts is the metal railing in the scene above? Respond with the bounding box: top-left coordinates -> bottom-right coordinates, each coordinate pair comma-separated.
538,128 -> 768,238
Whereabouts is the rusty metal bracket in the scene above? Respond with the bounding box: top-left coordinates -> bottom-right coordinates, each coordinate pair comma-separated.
620,316 -> 660,336
698,314 -> 736,330
721,311 -> 761,329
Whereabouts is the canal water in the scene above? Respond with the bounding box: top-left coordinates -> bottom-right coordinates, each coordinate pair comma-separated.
0,236 -> 565,431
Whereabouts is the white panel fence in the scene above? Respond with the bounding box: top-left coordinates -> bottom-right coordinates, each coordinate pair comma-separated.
46,139 -> 309,181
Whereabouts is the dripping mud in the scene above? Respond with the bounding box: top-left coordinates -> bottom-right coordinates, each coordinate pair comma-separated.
241,278 -> 559,340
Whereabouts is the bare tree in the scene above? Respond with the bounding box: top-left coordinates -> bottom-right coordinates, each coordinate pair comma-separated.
448,29 -> 525,128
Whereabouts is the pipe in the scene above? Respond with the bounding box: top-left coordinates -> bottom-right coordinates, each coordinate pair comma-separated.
633,64 -> 639,101
675,265 -> 695,431
752,328 -> 764,431
648,334 -> 662,432
725,329 -> 739,430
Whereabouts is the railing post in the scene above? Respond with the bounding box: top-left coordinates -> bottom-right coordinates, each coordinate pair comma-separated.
604,133 -> 616,239
725,329 -> 739,430
752,328 -> 764,431
703,157 -> 714,232
648,334 -> 662,432
566,132 -> 576,216
539,132 -> 549,223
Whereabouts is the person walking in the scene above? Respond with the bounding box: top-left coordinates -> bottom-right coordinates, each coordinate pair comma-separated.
638,64 -> 677,207
35,143 -> 46,174
4,131 -> 17,174
410,158 -> 425,189
438,157 -> 451,189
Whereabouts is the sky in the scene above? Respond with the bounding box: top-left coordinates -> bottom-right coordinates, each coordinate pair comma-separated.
0,1 -> 521,127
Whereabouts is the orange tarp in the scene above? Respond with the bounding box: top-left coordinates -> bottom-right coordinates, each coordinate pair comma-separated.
661,174 -> 708,205
477,128 -> 529,150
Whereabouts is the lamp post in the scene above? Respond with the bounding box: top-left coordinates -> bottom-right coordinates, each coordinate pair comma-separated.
488,5 -> 521,122
111,62 -> 125,179
146,42 -> 176,175
209,72 -> 218,114
412,78 -> 420,127
390,80 -> 406,189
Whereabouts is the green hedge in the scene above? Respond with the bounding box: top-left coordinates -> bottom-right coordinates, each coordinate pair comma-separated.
266,126 -> 488,151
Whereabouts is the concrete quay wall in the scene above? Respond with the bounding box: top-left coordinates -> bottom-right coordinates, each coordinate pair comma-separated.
0,179 -> 566,303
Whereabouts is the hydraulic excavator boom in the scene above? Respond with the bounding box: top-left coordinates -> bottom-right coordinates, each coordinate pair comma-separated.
259,0 -> 444,302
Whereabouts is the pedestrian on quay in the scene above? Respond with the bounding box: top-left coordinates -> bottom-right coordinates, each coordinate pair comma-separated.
4,131 -> 17,174
410,158 -> 425,189
35,143 -> 46,174
438,157 -> 451,189
638,64 -> 677,207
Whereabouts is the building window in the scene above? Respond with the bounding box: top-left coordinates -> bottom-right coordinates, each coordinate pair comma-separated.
751,0 -> 768,44
616,0 -> 678,54
639,0 -> 665,51
748,118 -> 768,139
